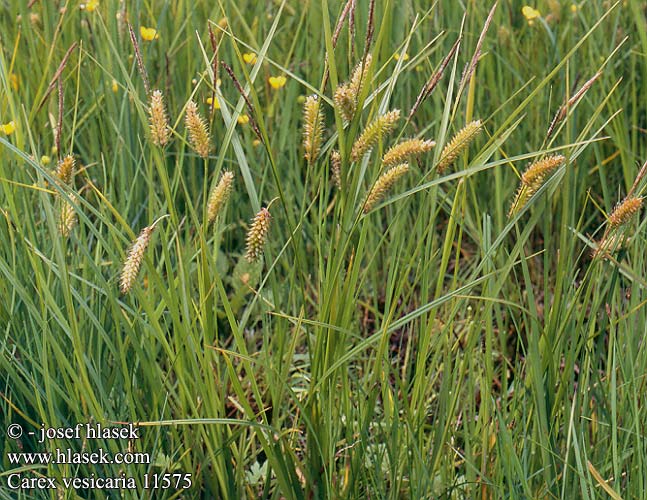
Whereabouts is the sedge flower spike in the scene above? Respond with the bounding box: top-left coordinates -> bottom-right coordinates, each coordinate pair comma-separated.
207,171 -> 235,223
333,54 -> 372,123
436,120 -> 482,173
245,207 -> 271,262
185,100 -> 211,158
56,155 -> 75,185
350,110 -> 400,162
119,220 -> 165,294
508,154 -> 565,217
302,95 -> 325,163
148,90 -> 171,147
364,163 -> 409,213
59,194 -> 78,238
608,196 -> 643,229
331,150 -> 342,189
382,138 -> 435,167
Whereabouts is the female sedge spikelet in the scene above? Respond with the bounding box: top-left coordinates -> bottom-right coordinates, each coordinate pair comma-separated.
521,155 -> 565,188
508,154 -> 565,217
349,54 -> 372,100
607,196 -> 643,229
58,194 -> 78,237
332,54 -> 372,124
334,84 -> 355,123
245,207 -> 271,262
120,219 -> 165,294
436,120 -> 482,173
382,138 -> 435,168
593,233 -> 630,260
56,155 -> 75,184
350,109 -> 400,162
185,100 -> 211,158
207,171 -> 235,223
148,89 -> 171,146
364,163 -> 409,213
302,95 -> 325,163
331,150 -> 342,188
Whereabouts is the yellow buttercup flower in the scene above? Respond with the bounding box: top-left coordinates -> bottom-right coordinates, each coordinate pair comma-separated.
268,75 -> 287,89
243,53 -> 257,64
140,26 -> 159,41
237,114 -> 250,125
111,79 -> 118,93
1,121 -> 16,135
393,52 -> 409,61
206,96 -> 221,109
85,0 -> 99,12
522,6 -> 541,25
570,4 -> 578,12
252,139 -> 261,147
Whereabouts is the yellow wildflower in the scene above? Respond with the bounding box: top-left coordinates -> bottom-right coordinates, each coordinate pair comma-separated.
41,155 -> 51,165
243,53 -> 257,64
393,52 -> 409,61
252,139 -> 261,147
140,26 -> 159,41
268,75 -> 287,89
237,114 -> 250,125
1,121 -> 16,135
522,6 -> 541,25
206,96 -> 221,109
85,0 -> 99,12
111,79 -> 118,93
570,4 -> 578,13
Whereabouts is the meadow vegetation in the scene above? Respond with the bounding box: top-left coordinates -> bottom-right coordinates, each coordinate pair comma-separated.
1,0 -> 647,498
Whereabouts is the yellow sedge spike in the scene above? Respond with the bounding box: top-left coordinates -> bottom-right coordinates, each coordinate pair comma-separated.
364,163 -> 409,213
58,194 -> 78,238
349,54 -> 372,100
436,120 -> 482,173
608,196 -> 643,229
148,90 -> 171,147
120,222 -> 161,294
56,155 -> 75,185
302,95 -> 325,163
382,138 -> 435,168
245,207 -> 271,263
350,110 -> 401,163
207,171 -> 235,224
331,150 -> 342,189
508,154 -> 565,217
333,84 -> 356,123
185,100 -> 211,158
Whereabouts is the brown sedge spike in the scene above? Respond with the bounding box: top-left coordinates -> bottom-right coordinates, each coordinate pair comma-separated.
607,196 -> 643,229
